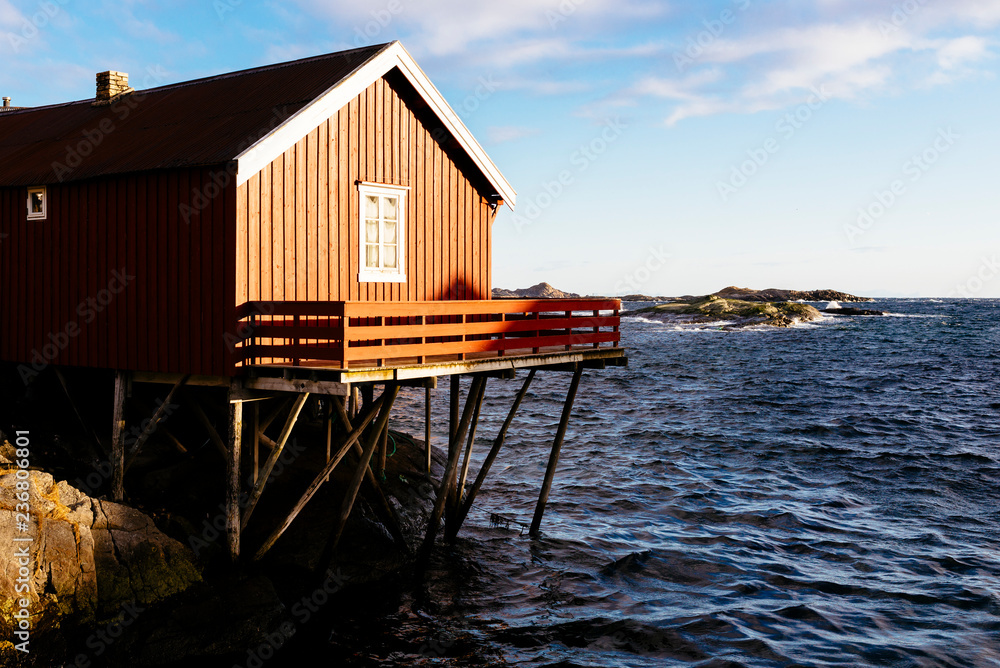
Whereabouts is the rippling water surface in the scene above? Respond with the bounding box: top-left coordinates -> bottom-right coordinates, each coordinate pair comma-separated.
325,299 -> 1000,667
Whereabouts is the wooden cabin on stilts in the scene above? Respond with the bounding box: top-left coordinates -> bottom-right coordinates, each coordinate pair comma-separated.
0,42 -> 626,565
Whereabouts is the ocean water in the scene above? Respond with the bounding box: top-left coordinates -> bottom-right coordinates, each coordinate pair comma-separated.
319,299 -> 1000,667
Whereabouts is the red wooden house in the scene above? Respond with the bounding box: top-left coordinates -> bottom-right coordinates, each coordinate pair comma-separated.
0,42 -> 624,561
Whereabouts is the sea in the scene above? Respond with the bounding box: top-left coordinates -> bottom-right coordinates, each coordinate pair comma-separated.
296,299 -> 1000,667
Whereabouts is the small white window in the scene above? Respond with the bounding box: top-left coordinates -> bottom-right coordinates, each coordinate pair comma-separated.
358,183 -> 407,283
27,186 -> 46,220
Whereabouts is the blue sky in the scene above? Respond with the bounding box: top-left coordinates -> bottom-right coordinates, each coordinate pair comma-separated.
3,0 -> 999,297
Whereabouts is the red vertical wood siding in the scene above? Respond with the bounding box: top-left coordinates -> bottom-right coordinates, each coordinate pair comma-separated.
0,167 -> 232,377
235,73 -> 500,307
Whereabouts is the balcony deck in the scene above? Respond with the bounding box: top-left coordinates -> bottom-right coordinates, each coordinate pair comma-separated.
234,298 -> 625,384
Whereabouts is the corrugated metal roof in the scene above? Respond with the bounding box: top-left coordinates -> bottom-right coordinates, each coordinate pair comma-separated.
0,44 -> 390,186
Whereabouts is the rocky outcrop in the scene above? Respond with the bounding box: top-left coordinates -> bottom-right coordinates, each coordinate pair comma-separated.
0,445 -> 201,662
712,286 -> 873,302
493,282 -> 580,299
626,294 -> 823,329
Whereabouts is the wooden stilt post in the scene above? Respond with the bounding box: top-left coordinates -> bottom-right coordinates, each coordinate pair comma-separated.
422,375 -> 485,556
530,364 -> 583,537
456,378 -> 487,506
449,369 -> 535,541
425,385 -> 432,474
253,403 -> 260,486
324,400 -> 333,484
124,374 -> 189,472
227,383 -> 244,562
253,395 -> 386,561
320,384 -> 400,564
110,371 -> 128,502
449,376 -> 460,444
241,392 -> 309,530
378,419 -> 389,477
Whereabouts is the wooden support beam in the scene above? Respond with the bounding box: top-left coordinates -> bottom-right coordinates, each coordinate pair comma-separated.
424,386 -> 432,475
530,364 -> 583,537
260,397 -> 292,435
241,392 -> 310,530
333,395 -> 353,432
191,401 -> 229,460
456,377 -> 487,506
449,375 -> 460,443
333,395 -> 407,548
449,370 -> 535,541
160,426 -> 188,455
110,371 -> 128,502
378,419 -> 389,475
252,395 -> 386,561
252,404 -> 260,486
226,386 -> 244,562
124,375 -> 189,473
324,401 -> 333,484
421,375 -> 485,557
320,384 -> 400,563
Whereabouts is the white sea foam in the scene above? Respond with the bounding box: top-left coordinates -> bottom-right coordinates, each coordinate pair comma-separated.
825,301 -> 842,310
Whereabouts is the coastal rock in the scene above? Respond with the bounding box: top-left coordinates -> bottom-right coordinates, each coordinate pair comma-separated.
493,282 -> 580,299
712,286 -> 873,303
626,294 -> 822,329
0,446 -> 201,661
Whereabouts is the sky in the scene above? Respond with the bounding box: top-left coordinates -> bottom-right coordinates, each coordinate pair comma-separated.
2,0 -> 999,297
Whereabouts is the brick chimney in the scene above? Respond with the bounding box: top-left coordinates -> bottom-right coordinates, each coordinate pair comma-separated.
2,97 -> 10,108
96,71 -> 131,102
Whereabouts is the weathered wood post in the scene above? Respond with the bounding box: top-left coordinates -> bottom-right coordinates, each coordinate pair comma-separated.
110,371 -> 128,502
226,382 -> 244,562
425,385 -> 432,474
529,364 -> 583,537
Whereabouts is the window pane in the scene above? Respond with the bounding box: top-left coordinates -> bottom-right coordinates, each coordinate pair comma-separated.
30,192 -> 43,214
384,244 -> 397,269
364,195 -> 379,219
366,219 -> 379,243
383,196 -> 398,221
383,220 -> 396,244
365,244 -> 379,268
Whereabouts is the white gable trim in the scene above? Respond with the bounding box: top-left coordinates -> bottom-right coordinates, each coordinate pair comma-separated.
234,41 -> 516,208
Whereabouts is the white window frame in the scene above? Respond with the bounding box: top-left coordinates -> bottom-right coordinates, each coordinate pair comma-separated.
357,182 -> 408,284
27,186 -> 47,220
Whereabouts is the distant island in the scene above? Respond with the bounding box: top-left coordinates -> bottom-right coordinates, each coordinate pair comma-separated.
492,284 -> 880,329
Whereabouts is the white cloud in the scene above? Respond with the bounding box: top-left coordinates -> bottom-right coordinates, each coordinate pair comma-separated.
486,125 -> 541,144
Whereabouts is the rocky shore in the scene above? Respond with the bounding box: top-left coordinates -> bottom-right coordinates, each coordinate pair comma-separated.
0,385 -> 442,668
625,294 -> 823,329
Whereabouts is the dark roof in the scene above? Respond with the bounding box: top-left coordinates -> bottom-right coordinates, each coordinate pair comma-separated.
0,44 -> 390,186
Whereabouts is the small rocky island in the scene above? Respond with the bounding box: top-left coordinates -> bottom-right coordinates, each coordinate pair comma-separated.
623,287 -> 882,329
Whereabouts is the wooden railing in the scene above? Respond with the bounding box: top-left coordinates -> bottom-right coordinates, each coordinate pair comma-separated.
234,299 -> 621,369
